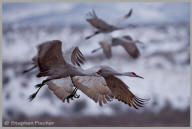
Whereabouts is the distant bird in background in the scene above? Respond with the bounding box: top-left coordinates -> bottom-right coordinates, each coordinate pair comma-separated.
91,35 -> 143,59
44,65 -> 149,109
85,9 -> 133,40
24,40 -> 99,101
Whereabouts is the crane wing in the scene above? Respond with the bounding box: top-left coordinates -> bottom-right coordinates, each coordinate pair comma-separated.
111,9 -> 133,25
104,75 -> 149,109
36,40 -> 66,77
99,41 -> 112,58
63,46 -> 86,67
46,77 -> 79,103
113,38 -> 140,58
121,41 -> 140,58
72,76 -> 114,106
86,10 -> 116,31
71,47 -> 86,66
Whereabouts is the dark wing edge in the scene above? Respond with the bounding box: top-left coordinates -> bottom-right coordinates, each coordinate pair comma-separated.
99,41 -> 112,58
111,8 -> 133,25
124,8 -> 133,18
121,42 -> 140,58
37,40 -> 66,77
71,47 -> 86,67
86,10 -> 115,31
104,75 -> 149,109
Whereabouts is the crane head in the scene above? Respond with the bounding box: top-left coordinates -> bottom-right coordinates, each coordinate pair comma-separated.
130,72 -> 144,79
96,66 -> 144,79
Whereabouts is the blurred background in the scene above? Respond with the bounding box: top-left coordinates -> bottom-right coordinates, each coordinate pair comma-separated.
2,2 -> 190,126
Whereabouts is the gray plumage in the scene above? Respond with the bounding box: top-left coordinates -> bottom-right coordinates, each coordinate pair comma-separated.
85,9 -> 133,39
92,35 -> 143,59
45,65 -> 149,109
26,40 -> 98,101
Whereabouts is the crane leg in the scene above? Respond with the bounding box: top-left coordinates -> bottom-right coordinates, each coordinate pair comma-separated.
35,74 -> 64,88
91,47 -> 102,53
62,77 -> 80,102
34,78 -> 54,88
28,86 -> 43,102
85,31 -> 100,40
22,65 -> 37,74
29,76 -> 59,101
62,87 -> 79,102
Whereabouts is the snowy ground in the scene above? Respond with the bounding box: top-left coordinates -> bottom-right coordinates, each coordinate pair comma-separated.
2,23 -> 190,119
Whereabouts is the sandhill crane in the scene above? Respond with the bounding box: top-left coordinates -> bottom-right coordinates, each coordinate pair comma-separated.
91,35 -> 143,59
92,66 -> 149,109
85,9 -> 133,40
45,66 -> 149,109
24,41 -> 149,109
26,40 -> 99,101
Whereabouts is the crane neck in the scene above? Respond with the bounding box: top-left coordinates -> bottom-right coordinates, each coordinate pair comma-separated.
75,68 -> 98,76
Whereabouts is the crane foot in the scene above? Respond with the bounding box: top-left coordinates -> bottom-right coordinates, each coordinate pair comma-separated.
62,88 -> 79,102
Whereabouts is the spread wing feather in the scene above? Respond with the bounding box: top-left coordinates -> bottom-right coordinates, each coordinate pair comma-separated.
86,10 -> 116,31
37,40 -> 66,77
99,41 -> 112,58
111,9 -> 133,25
104,75 -> 149,109
71,47 -> 86,66
121,42 -> 140,58
46,77 -> 79,103
63,47 -> 86,67
113,38 -> 140,58
72,76 -> 114,106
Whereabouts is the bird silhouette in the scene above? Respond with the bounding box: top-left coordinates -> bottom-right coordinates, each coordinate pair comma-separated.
43,66 -> 149,109
25,40 -> 99,101
85,9 -> 133,39
92,35 -> 143,59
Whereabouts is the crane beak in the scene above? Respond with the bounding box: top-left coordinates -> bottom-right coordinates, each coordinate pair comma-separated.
135,75 -> 144,79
